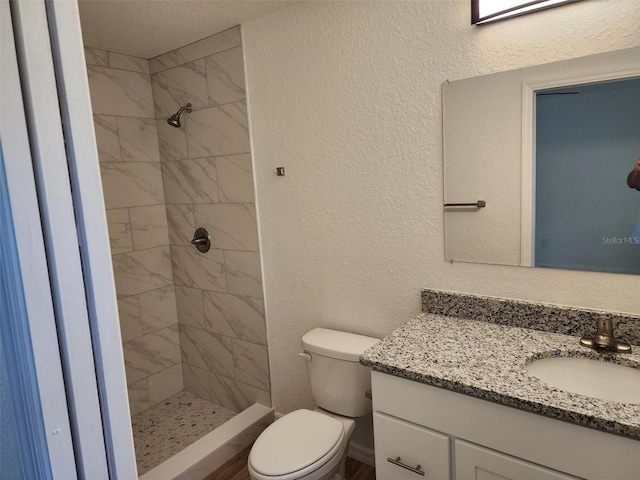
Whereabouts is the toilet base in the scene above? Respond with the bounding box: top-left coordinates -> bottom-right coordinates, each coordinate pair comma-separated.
319,410 -> 354,480
330,441 -> 349,480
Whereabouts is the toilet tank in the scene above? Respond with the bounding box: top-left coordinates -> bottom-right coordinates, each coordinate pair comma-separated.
301,328 -> 379,417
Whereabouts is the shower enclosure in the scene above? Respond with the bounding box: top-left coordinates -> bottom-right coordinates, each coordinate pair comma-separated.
84,25 -> 272,477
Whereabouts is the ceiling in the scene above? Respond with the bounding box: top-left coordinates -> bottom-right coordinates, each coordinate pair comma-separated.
78,0 -> 296,59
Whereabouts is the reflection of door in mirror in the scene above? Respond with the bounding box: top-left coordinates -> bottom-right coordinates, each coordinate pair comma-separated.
534,77 -> 640,275
443,46 -> 640,274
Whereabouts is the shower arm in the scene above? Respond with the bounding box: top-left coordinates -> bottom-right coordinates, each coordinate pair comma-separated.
175,104 -> 192,116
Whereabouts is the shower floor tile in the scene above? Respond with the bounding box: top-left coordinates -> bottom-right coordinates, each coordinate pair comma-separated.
132,390 -> 237,475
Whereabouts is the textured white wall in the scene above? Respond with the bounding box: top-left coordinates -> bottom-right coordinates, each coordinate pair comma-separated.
242,0 -> 640,422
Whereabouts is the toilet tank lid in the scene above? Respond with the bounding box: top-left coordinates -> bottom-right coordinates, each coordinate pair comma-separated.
302,328 -> 379,361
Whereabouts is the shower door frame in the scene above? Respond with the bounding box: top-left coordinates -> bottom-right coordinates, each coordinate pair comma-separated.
6,0 -> 137,477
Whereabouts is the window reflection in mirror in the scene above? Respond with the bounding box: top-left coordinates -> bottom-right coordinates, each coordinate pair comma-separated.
534,77 -> 640,274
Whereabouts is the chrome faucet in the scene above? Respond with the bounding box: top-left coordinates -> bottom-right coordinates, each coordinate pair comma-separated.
579,317 -> 631,353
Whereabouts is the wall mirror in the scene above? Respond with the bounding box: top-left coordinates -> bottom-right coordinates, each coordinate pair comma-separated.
443,46 -> 640,275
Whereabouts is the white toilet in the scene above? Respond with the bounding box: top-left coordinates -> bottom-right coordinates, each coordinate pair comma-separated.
248,328 -> 379,480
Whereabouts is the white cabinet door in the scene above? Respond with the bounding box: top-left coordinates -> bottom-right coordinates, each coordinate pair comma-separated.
455,440 -> 580,480
374,412 -> 450,480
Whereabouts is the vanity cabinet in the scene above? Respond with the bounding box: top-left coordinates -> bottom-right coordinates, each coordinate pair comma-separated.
371,371 -> 640,480
373,412 -> 449,479
373,412 -> 575,480
454,440 -> 576,480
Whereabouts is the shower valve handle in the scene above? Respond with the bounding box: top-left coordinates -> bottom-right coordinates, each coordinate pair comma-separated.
191,227 -> 211,253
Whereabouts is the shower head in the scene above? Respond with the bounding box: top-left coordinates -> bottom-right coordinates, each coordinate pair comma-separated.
167,103 -> 192,128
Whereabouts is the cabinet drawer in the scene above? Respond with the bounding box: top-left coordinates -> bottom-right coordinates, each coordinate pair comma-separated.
374,412 -> 450,480
455,440 -> 579,480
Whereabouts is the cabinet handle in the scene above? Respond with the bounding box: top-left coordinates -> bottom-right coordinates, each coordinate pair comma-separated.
387,457 -> 425,476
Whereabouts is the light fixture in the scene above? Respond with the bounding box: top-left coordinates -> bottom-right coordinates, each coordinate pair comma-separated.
472,0 -> 578,25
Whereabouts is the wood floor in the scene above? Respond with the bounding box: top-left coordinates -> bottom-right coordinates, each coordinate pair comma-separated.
204,445 -> 376,480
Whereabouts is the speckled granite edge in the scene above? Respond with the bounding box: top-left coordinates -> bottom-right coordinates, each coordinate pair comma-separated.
422,289 -> 640,345
361,314 -> 640,441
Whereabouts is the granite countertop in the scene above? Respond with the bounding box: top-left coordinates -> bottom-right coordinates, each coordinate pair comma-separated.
360,313 -> 640,440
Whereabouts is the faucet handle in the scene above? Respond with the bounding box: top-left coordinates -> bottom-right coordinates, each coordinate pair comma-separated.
579,336 -> 594,348
580,316 -> 632,353
615,342 -> 633,353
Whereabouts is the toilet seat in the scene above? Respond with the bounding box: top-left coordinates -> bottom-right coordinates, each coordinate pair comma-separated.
249,409 -> 345,479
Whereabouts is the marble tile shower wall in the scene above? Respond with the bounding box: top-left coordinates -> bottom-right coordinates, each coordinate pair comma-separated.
151,27 -> 270,413
85,47 -> 182,415
86,26 -> 270,416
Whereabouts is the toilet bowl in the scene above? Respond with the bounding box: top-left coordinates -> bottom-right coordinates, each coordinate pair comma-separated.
247,328 -> 379,480
248,409 -> 355,480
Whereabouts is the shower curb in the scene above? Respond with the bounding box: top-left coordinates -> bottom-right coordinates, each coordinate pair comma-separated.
139,403 -> 274,480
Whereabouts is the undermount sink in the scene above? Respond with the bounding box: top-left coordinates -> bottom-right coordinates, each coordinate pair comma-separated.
526,356 -> 640,404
